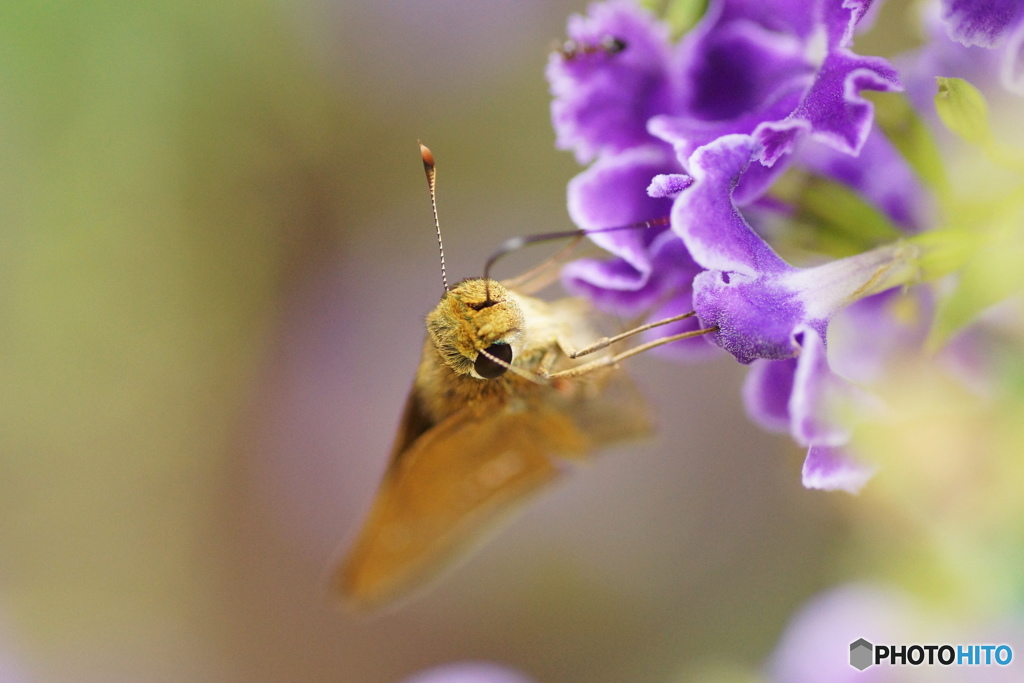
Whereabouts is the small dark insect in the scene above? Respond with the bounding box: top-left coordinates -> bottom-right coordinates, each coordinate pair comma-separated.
558,35 -> 627,60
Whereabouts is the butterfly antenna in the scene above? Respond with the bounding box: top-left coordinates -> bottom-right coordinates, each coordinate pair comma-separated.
481,217 -> 671,282
419,141 -> 449,292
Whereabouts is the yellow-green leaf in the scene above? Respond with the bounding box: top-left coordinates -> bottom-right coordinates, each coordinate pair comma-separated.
935,77 -> 993,148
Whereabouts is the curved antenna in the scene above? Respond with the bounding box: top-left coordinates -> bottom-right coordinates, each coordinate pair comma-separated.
419,141 -> 449,292
481,216 -> 671,283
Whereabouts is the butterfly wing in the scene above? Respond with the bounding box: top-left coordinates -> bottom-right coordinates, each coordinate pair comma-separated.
337,300 -> 654,610
336,399 -> 591,610
386,385 -> 435,463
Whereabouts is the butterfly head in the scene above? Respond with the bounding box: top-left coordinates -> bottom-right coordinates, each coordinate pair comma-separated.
426,278 -> 525,380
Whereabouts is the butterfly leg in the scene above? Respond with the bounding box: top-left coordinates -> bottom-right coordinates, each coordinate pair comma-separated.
566,311 -> 699,359
543,324 -> 718,380
536,346 -> 562,376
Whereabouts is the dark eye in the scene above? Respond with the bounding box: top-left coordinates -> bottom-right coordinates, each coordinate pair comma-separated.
474,343 -> 513,379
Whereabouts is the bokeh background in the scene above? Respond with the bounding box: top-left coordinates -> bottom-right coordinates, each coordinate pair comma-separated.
0,1 -> 948,681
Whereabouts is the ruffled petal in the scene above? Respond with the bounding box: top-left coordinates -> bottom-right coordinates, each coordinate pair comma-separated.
649,90 -> 803,174
941,0 -> 1024,49
671,135 -> 790,276
563,226 -> 701,318
562,257 -> 659,316
647,173 -> 693,199
802,444 -> 875,493
1001,17 -> 1024,93
567,145 -> 678,271
755,49 -> 901,165
403,662 -> 537,683
548,0 -> 675,164
742,357 -> 797,432
789,326 -> 852,447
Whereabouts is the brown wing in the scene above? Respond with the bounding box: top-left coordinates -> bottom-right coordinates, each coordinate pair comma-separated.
559,365 -> 654,453
386,385 -> 434,463
335,401 -> 590,610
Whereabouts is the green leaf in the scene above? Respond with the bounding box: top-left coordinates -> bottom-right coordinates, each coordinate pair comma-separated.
927,205 -> 1024,349
934,77 -> 1024,172
865,91 -> 949,196
935,77 -> 993,148
664,0 -> 708,35
909,228 -> 976,282
642,0 -> 708,37
769,170 -> 904,258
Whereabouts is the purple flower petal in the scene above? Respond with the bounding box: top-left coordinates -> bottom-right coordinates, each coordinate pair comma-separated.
742,357 -> 797,432
1001,18 -> 1024,93
714,0 -> 818,39
647,173 -> 692,198
562,257 -> 660,316
754,0 -> 901,164
692,270 -> 808,363
768,584 -> 915,683
548,0 -> 675,164
942,0 -> 1024,49
567,145 -> 678,272
789,326 -> 853,447
402,662 -> 537,683
563,226 -> 701,317
678,12 -> 813,123
671,135 -> 789,276
802,444 -> 875,493
650,88 -> 803,160
755,49 -> 901,165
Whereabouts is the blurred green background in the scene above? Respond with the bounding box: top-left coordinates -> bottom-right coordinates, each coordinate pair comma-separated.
0,2 -> 848,681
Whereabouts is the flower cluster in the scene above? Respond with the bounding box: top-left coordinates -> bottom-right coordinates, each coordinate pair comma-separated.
548,0 -> 1023,492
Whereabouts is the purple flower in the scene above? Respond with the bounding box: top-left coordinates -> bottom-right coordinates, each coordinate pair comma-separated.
767,584 -> 917,683
742,326 -> 876,493
941,0 -> 1024,50
676,135 -> 919,364
546,1 -> 929,491
549,0 -> 912,353
402,662 -> 536,683
648,0 -> 901,171
674,134 -> 919,489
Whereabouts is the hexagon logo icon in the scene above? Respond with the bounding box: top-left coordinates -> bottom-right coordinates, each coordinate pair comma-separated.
850,638 -> 874,671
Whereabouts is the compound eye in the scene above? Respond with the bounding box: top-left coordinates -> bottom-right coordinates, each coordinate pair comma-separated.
474,343 -> 513,379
